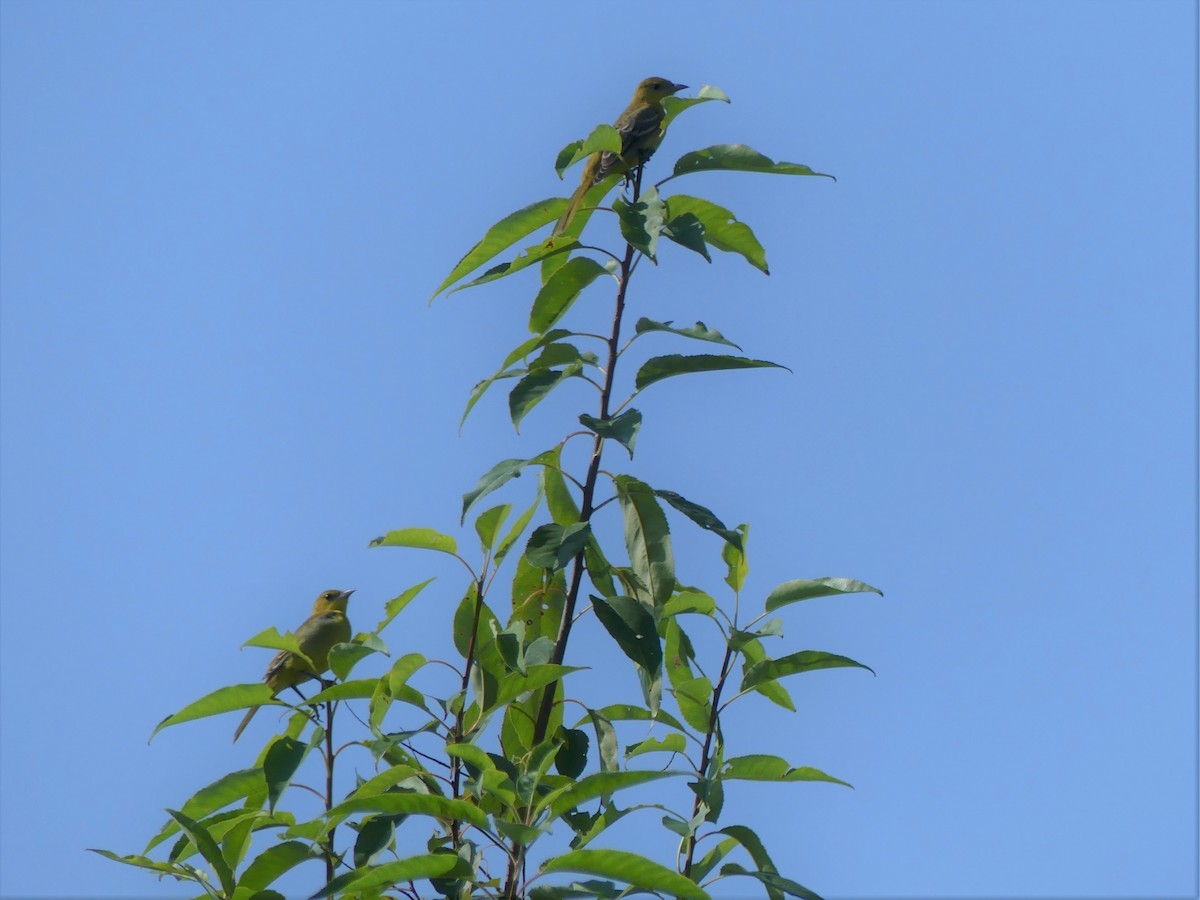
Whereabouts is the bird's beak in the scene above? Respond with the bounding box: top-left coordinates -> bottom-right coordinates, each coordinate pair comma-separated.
672,83 -> 688,94
341,589 -> 355,601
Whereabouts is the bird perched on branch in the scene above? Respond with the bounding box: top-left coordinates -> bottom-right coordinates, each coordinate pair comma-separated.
232,588 -> 353,742
552,76 -> 688,236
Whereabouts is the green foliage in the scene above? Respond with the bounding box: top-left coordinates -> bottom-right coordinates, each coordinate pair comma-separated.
96,81 -> 881,900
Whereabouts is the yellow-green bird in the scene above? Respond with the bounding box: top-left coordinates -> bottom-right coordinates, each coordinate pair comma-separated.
232,588 -> 353,743
553,76 -> 688,236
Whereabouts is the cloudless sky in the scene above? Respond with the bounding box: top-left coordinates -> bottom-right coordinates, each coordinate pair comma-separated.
1,2 -> 1196,898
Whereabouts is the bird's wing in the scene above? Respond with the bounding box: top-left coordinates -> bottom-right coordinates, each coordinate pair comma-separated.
616,103 -> 666,153
263,648 -> 293,685
596,104 -> 666,182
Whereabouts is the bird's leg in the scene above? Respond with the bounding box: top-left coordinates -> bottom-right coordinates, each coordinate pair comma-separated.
286,685 -> 324,726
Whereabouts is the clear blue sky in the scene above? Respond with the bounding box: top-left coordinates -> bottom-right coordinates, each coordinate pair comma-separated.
1,2 -> 1195,898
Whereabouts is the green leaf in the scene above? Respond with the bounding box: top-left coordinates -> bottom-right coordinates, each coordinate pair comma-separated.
689,774 -> 724,823
613,185 -> 666,260
525,522 -> 592,572
495,819 -> 552,845
664,619 -> 710,728
741,651 -> 875,692
462,457 -> 537,522
240,627 -> 304,657
475,504 -> 512,552
715,825 -> 786,900
496,483 -> 544,565
460,329 -> 572,429
352,816 -> 398,869
541,444 -> 579,523
542,770 -> 681,818
660,84 -> 731,131
635,354 -> 788,392
584,709 -> 620,774
304,677 -> 377,704
654,489 -> 742,550
554,727 -> 590,778
723,524 -> 749,592
348,765 -> 426,803
496,622 -> 526,674
555,124 -> 623,177
764,577 -> 884,611
233,840 -> 313,894
311,855 -> 473,898
503,329 -> 575,369
165,810 -> 234,896
729,619 -> 782,651
368,527 -> 457,555
371,653 -> 428,728
661,212 -> 710,262
449,237 -> 579,296
739,637 -> 794,712
510,364 -> 583,431
584,538 -> 618,600
169,811 -> 259,867
540,849 -> 709,900
719,863 -> 824,900
372,578 -> 434,634
453,588 -> 503,676
324,795 -> 487,832
613,475 -> 674,608
488,664 -> 581,713
529,340 -> 595,371
672,144 -> 835,180
144,769 -> 265,853
634,317 -> 741,350
576,703 -> 687,736
328,641 -> 379,681
463,371 -> 521,433
432,198 -> 568,298
578,409 -> 642,458
690,836 -> 739,882
151,684 -> 277,739
86,850 -> 194,880
722,754 -> 851,787
443,743 -> 499,781
385,653 -> 428,695
662,588 -> 716,618
262,737 -> 309,813
674,675 -> 713,734
665,194 -> 769,274
529,257 -> 612,333
625,733 -> 687,759
591,595 -> 662,673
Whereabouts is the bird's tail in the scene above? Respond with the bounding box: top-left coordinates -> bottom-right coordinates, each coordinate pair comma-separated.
552,179 -> 592,236
232,705 -> 258,743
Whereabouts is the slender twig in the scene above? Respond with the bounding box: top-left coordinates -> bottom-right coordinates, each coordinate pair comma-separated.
578,374 -> 605,392
590,495 -> 617,515
573,243 -> 625,266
